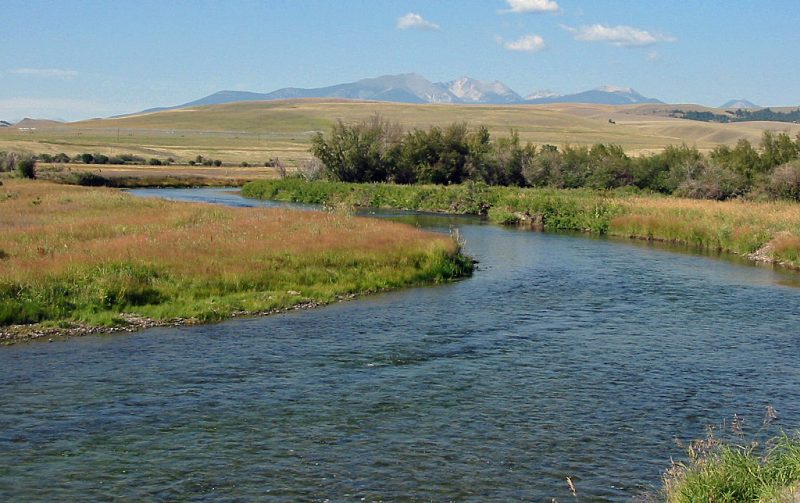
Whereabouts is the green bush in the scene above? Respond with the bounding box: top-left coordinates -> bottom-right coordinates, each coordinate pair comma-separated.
71,172 -> 113,186
17,157 -> 36,179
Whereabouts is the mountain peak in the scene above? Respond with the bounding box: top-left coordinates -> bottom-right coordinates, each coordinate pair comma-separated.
525,89 -> 560,100
720,98 -> 760,109
131,73 -> 663,114
445,76 -> 521,103
596,85 -> 635,94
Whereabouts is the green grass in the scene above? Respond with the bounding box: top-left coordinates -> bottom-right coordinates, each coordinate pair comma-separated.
0,180 -> 472,341
243,179 -> 800,269
664,433 -> 800,503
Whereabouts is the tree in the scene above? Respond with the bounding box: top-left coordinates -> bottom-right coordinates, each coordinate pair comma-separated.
760,131 -> 799,172
311,114 -> 401,183
523,144 -> 561,187
585,143 -> 632,189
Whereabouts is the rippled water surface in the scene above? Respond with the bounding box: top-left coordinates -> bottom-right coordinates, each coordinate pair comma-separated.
2,188 -> 800,501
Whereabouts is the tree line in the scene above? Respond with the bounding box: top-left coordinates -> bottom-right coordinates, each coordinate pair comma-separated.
675,108 -> 800,124
310,115 -> 800,201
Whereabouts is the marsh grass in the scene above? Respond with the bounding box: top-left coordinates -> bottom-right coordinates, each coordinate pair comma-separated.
0,180 -> 471,332
244,179 -> 800,269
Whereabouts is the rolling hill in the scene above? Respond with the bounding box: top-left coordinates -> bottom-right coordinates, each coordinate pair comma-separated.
1,99 -> 796,166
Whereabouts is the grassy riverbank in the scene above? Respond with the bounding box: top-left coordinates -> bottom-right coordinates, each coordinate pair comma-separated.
242,179 -> 800,269
662,431 -> 800,502
0,180 -> 471,343
34,162 -> 277,188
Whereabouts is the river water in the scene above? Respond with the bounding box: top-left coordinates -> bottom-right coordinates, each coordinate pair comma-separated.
1,188 -> 799,501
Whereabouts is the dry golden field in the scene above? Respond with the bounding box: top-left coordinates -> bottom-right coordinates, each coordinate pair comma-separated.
3,99 -> 799,167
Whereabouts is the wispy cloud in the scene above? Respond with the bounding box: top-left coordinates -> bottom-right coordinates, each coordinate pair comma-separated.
562,24 -> 675,47
499,34 -> 546,53
502,0 -> 560,14
10,68 -> 79,79
397,13 -> 440,31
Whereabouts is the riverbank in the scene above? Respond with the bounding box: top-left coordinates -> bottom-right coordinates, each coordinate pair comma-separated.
662,429 -> 800,503
242,179 -> 800,270
0,180 -> 472,344
34,162 -> 277,188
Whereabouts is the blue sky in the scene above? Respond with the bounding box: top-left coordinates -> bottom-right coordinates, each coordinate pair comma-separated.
2,0 -> 799,121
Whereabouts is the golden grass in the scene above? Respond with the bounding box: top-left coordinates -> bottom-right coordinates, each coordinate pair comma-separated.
34,162 -> 280,187
0,179 -> 468,333
4,100 -> 799,166
607,196 -> 800,264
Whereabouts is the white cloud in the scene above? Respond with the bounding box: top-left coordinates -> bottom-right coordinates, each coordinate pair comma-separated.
503,0 -> 560,13
500,34 -> 546,53
10,68 -> 79,79
396,13 -> 440,31
563,24 -> 675,47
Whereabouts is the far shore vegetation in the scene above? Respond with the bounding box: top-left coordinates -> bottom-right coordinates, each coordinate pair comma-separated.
305,115 -> 800,201
0,179 -> 472,343
243,178 -> 800,270
238,115 -> 800,270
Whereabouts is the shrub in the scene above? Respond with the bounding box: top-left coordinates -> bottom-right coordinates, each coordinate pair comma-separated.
213,159 -> 222,167
297,158 -> 323,181
0,151 -> 16,172
17,157 -> 36,179
240,161 -> 249,167
71,172 -> 112,186
675,162 -> 749,200
80,153 -> 95,164
764,160 -> 800,201
148,158 -> 162,166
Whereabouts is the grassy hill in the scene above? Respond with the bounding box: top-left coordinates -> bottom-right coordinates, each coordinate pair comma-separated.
2,99 -> 799,166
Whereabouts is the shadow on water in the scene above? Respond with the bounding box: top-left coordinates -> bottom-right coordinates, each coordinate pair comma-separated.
1,187 -> 799,501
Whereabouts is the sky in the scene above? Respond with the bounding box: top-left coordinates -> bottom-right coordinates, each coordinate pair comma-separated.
2,0 -> 799,121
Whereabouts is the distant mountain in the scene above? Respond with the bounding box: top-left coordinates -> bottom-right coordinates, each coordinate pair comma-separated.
525,85 -> 663,105
0,120 -> 12,128
132,74 -> 664,115
11,118 -> 63,129
720,99 -> 760,110
446,77 -> 522,104
525,89 -> 560,100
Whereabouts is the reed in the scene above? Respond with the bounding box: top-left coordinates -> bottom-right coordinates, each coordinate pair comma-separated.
0,180 -> 471,339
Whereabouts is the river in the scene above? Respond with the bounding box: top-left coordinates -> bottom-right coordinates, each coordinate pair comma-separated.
1,187 -> 799,501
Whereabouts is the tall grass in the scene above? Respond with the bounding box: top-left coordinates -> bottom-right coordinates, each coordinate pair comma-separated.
0,180 -> 471,334
663,411 -> 800,503
243,179 -> 800,269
